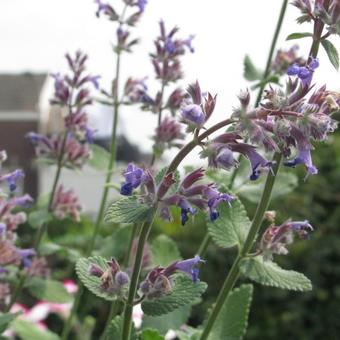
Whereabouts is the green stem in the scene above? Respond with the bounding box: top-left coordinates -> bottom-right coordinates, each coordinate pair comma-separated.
61,50 -> 122,340
255,0 -> 289,106
199,153 -> 282,340
121,216 -> 156,340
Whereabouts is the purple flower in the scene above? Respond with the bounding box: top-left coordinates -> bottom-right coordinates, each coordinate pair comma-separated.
284,148 -> 318,176
287,64 -> 300,76
13,194 -> 34,207
86,127 -> 96,144
183,35 -> 195,53
179,199 -> 196,226
181,104 -> 206,127
136,0 -> 147,12
95,0 -> 118,20
259,220 -> 313,259
175,255 -> 205,282
204,186 -> 234,221
0,223 -> 6,235
215,148 -> 237,170
17,248 -> 36,268
165,38 -> 176,54
120,163 -> 146,196
0,169 -> 25,192
286,58 -> 319,87
231,144 -> 273,181
115,271 -> 130,286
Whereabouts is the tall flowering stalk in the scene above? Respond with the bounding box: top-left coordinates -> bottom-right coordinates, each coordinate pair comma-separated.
199,1 -> 336,338
61,1 -> 148,338
6,51 -> 97,312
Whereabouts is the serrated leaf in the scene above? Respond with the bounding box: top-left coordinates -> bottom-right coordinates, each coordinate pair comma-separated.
244,55 -> 263,81
155,167 -> 180,194
240,256 -> 312,291
12,319 -> 59,340
207,199 -> 251,249
142,275 -> 207,316
208,284 -> 253,340
25,278 -> 72,303
28,210 -> 53,229
76,256 -> 119,301
286,32 -> 313,40
88,144 -> 110,170
151,235 -> 181,267
105,315 -> 137,340
236,171 -> 298,204
143,305 -> 191,335
0,312 -> 21,333
104,197 -> 153,224
141,328 -> 164,340
176,327 -> 201,340
321,39 -> 339,70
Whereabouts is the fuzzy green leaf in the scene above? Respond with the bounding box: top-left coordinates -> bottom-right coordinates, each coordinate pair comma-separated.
142,275 -> 207,316
208,284 -> 253,340
240,257 -> 312,291
12,319 -> 59,340
104,197 -> 153,224
286,32 -> 313,40
141,329 -> 165,340
25,278 -> 72,303
88,144 -> 110,170
143,305 -> 191,335
0,312 -> 21,333
76,256 -> 120,301
244,55 -> 263,81
28,210 -> 53,229
105,316 -> 137,340
207,199 -> 251,249
321,39 -> 339,70
151,235 -> 181,267
236,171 -> 298,204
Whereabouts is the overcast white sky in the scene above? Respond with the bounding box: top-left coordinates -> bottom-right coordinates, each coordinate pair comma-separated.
1,0 -> 339,161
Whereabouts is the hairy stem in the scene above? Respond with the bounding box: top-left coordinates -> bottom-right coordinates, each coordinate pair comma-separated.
199,153 -> 282,340
255,0 -> 289,106
61,49 -> 122,340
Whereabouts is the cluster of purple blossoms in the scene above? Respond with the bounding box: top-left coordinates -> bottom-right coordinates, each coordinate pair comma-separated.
0,152 -> 45,280
120,165 -> 234,224
180,81 -> 217,131
140,255 -> 205,298
293,0 -> 340,35
258,220 -> 313,260
229,58 -> 338,179
152,20 -> 194,84
27,51 -> 98,169
153,117 -> 185,157
271,45 -> 306,75
51,185 -> 82,222
89,258 -> 130,296
95,0 -> 147,53
200,132 -> 274,181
